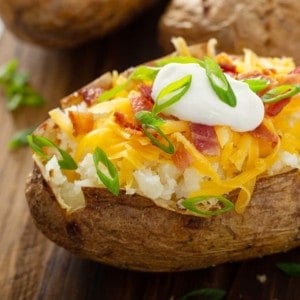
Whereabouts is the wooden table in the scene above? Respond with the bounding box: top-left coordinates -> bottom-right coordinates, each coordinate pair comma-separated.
1,5 -> 300,300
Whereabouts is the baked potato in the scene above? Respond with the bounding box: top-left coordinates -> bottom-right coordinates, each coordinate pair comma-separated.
0,0 -> 158,48
159,0 -> 300,64
26,39 -> 300,271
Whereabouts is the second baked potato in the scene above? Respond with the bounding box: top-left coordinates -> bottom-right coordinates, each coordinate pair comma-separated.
159,0 -> 300,64
0,0 -> 159,47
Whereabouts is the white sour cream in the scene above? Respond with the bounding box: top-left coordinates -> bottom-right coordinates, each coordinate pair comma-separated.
151,63 -> 264,132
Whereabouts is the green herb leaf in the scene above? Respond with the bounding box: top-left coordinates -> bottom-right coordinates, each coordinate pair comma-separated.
8,126 -> 35,150
181,195 -> 234,217
262,84 -> 300,103
135,111 -> 174,154
27,135 -> 77,170
142,124 -> 174,154
98,66 -> 159,102
0,60 -> 44,110
130,66 -> 159,81
98,82 -> 128,102
276,262 -> 300,277
180,288 -> 226,300
152,74 -> 192,115
203,56 -> 237,107
243,78 -> 269,93
155,56 -> 204,67
135,110 -> 164,127
93,147 -> 120,195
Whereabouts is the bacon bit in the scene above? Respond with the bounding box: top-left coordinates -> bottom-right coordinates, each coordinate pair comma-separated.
219,62 -> 237,75
172,145 -> 192,170
114,112 -> 141,134
190,123 -> 220,156
289,66 -> 300,74
265,98 -> 290,116
68,111 -> 94,136
250,123 -> 279,147
79,87 -> 103,106
130,85 -> 154,113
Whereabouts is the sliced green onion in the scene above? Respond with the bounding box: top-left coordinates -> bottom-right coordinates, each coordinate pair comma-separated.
27,135 -> 77,170
130,66 -> 159,81
243,78 -> 269,92
155,56 -> 204,67
98,66 -> 160,102
276,262 -> 300,277
142,124 -> 174,154
8,126 -> 35,150
262,84 -> 300,103
98,82 -> 128,102
135,110 -> 164,127
180,288 -> 226,300
135,111 -> 174,154
181,195 -> 234,217
93,147 -> 119,196
152,74 -> 192,114
203,56 -> 237,107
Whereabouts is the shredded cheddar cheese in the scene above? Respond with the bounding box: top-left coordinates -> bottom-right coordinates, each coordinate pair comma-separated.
41,39 -> 300,214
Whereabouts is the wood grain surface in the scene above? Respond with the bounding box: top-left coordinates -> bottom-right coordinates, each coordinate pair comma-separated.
0,4 -> 300,300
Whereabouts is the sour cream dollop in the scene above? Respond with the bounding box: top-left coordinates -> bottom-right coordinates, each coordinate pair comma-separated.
151,63 -> 264,132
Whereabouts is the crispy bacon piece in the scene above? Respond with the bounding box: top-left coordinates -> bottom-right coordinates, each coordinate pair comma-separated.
289,66 -> 300,74
251,123 -> 279,147
80,87 -> 103,106
68,111 -> 94,136
265,98 -> 290,116
114,112 -> 141,134
219,62 -> 237,75
130,84 -> 154,113
190,123 -> 220,156
172,145 -> 192,170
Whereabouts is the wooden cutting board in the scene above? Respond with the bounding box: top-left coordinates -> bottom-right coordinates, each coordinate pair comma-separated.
0,6 -> 299,299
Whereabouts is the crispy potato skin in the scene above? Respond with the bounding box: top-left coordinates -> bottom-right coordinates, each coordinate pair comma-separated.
159,0 -> 300,63
26,165 -> 300,272
0,0 -> 158,47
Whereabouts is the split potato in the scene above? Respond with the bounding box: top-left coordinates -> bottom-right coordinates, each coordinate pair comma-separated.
0,0 -> 158,47
25,41 -> 300,271
159,0 -> 300,64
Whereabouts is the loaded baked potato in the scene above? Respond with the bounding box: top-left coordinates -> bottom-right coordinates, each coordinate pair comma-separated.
0,0 -> 158,47
159,0 -> 300,64
26,39 -> 300,271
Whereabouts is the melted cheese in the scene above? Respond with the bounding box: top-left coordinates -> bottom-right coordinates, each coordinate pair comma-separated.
47,46 -> 300,214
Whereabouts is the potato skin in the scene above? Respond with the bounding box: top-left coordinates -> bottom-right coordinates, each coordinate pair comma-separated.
26,164 -> 300,272
159,0 -> 300,64
0,0 -> 158,47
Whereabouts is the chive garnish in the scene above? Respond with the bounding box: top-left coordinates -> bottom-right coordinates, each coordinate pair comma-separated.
203,56 -> 237,107
93,147 -> 120,196
135,111 -> 174,154
130,66 -> 159,81
27,135 -> 77,170
152,74 -> 192,115
155,56 -> 204,67
243,78 -> 269,92
262,84 -> 300,103
98,66 -> 159,102
181,195 -> 234,217
141,124 -> 174,154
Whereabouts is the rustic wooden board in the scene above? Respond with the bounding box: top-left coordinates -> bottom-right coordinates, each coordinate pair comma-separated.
0,5 -> 299,299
